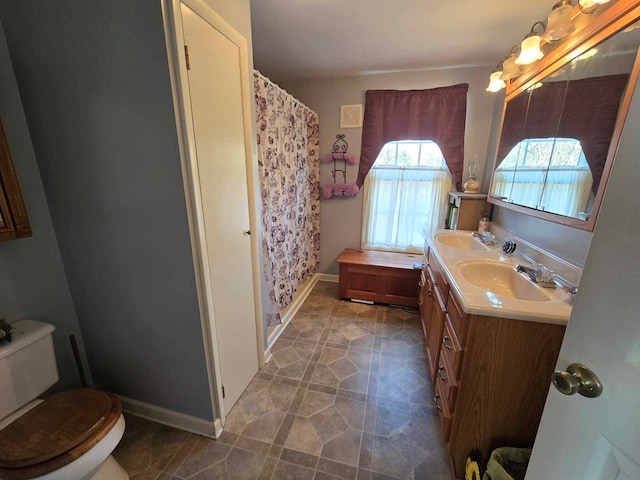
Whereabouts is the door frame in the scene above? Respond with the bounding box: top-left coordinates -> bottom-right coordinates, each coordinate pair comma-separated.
160,0 -> 265,434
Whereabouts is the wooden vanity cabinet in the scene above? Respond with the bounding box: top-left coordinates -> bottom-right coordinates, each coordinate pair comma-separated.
422,248 -> 450,382
432,288 -> 566,479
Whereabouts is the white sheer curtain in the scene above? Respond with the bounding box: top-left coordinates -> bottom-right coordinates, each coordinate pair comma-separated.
362,167 -> 452,252
509,169 -> 547,209
493,168 -> 592,217
540,168 -> 592,217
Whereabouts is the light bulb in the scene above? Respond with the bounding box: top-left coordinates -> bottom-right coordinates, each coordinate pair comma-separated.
500,54 -> 522,80
486,71 -> 506,92
579,0 -> 611,10
544,3 -> 575,41
516,35 -> 544,65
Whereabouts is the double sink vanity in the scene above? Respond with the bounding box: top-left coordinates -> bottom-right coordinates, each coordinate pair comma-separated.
421,230 -> 571,479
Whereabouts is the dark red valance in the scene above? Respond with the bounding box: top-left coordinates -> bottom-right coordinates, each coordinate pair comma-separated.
496,74 -> 629,194
357,84 -> 469,189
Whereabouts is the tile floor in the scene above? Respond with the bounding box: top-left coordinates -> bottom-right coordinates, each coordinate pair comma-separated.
112,281 -> 450,480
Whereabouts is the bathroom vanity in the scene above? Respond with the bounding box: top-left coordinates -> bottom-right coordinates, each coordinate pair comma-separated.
421,231 -> 570,479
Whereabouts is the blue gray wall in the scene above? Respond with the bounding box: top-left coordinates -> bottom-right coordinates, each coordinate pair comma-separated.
0,1 -> 214,419
0,24 -> 90,393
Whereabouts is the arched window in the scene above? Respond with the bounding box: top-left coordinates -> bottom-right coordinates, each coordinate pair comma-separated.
362,140 -> 452,252
493,138 -> 593,217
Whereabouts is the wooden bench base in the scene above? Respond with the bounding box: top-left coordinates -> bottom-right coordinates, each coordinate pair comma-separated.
337,249 -> 422,308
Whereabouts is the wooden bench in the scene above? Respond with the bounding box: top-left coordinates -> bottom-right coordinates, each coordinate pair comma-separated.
337,248 -> 422,308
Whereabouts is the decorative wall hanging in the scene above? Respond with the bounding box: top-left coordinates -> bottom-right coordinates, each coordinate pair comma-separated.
340,104 -> 363,128
322,134 -> 359,198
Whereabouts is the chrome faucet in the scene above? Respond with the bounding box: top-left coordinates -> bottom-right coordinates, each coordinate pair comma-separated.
515,264 -> 557,288
472,231 -> 496,245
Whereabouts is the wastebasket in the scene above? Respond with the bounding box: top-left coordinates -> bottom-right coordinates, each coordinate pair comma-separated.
482,447 -> 532,480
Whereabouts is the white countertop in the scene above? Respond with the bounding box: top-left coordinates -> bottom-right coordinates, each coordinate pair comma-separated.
427,230 -> 572,325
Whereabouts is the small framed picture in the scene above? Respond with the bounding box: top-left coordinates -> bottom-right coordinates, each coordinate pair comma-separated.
340,104 -> 363,128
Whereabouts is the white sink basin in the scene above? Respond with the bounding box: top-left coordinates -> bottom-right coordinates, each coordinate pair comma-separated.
434,232 -> 489,251
459,260 -> 555,302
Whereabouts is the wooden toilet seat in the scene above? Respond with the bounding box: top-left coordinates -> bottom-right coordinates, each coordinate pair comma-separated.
0,389 -> 122,480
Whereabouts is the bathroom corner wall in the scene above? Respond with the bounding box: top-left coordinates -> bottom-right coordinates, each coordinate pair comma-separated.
0,0 -> 215,420
0,23 -> 90,392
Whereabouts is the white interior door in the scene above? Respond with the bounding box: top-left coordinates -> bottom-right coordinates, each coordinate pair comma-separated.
525,78 -> 640,479
180,4 -> 258,415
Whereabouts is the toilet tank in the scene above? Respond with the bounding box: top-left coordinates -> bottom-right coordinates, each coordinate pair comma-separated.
0,320 -> 59,420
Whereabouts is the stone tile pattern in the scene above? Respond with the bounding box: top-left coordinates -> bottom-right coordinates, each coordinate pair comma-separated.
113,281 -> 451,480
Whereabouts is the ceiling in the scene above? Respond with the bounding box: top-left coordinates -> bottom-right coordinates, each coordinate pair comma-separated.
250,0 -> 556,81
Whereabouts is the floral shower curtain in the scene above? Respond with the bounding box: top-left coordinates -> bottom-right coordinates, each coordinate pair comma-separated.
254,71 -> 320,326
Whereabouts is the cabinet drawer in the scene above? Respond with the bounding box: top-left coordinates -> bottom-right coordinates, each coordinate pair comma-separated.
436,350 -> 458,412
441,316 -> 463,380
434,377 -> 452,442
446,291 -> 469,344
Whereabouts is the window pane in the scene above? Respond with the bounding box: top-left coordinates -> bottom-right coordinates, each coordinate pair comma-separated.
373,140 -> 446,169
376,142 -> 397,166
420,142 -> 447,167
521,140 -> 553,168
549,139 -> 584,167
396,142 -> 421,167
498,138 -> 585,171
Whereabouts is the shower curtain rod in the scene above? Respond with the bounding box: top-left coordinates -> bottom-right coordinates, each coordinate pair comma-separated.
254,70 -> 317,117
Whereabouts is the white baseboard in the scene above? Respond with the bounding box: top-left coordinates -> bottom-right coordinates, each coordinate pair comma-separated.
263,347 -> 273,364
119,395 -> 220,439
267,273 -> 319,350
317,273 -> 339,283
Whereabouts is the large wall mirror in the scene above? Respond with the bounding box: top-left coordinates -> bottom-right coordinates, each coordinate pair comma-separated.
489,5 -> 640,231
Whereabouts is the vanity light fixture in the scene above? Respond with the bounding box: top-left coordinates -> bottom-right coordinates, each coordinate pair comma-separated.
485,0 -> 618,94
516,22 -> 546,65
500,46 -> 523,80
544,0 -> 575,41
579,0 -> 612,14
486,62 -> 507,92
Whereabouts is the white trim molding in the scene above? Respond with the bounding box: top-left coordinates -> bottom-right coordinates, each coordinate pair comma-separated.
119,395 -> 221,439
317,273 -> 339,283
266,274 -> 319,352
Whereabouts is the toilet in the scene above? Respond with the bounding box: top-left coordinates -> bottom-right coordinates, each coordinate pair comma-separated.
0,320 -> 128,480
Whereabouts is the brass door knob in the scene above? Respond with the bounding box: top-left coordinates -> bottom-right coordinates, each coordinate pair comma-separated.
552,363 -> 603,398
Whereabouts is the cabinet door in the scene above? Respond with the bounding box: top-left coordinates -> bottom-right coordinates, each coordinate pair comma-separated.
427,285 -> 446,381
419,270 -> 431,340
